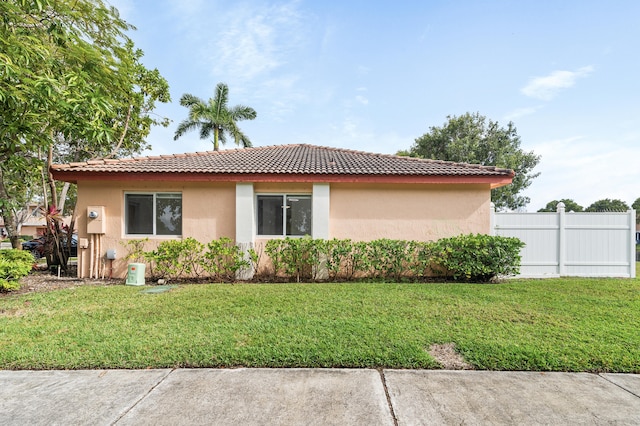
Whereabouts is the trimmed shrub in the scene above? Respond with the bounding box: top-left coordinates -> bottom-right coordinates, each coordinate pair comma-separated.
265,237 -> 325,282
147,238 -> 205,280
203,237 -> 248,282
407,240 -> 436,279
366,239 -> 415,281
0,249 -> 34,292
429,234 -> 525,282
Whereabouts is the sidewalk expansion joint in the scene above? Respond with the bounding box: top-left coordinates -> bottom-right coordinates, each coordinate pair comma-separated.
598,373 -> 640,399
378,368 -> 399,426
111,368 -> 175,425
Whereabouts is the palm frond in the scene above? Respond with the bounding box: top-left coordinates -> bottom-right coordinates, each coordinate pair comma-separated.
174,119 -> 201,140
229,105 -> 257,121
199,122 -> 214,140
179,93 -> 204,107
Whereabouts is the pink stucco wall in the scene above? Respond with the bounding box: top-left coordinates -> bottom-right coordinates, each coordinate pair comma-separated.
75,181 -> 236,278
75,180 -> 492,278
329,183 -> 491,241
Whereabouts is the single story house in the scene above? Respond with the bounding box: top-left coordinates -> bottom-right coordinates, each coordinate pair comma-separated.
51,144 -> 514,278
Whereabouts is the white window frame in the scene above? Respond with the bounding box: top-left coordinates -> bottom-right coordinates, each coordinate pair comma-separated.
124,192 -> 182,237
256,193 -> 312,237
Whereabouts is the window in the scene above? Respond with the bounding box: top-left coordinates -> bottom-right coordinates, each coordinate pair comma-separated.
257,194 -> 311,236
125,193 -> 182,236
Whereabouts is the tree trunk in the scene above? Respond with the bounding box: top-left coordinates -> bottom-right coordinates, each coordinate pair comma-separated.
47,146 -> 58,209
0,168 -> 20,248
58,182 -> 71,214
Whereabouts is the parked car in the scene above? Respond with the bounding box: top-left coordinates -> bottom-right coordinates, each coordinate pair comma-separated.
21,236 -> 46,258
21,235 -> 77,258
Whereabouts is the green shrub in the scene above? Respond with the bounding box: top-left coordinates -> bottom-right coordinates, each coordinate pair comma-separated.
407,240 -> 436,279
121,238 -> 149,263
430,234 -> 525,282
203,237 -> 248,281
366,239 -> 415,281
140,237 -> 249,282
265,237 -> 325,282
0,249 -> 34,292
325,238 -> 352,281
147,238 -> 205,280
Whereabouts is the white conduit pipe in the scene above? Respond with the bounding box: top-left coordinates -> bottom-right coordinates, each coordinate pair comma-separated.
78,244 -> 83,278
89,234 -> 95,279
95,235 -> 101,279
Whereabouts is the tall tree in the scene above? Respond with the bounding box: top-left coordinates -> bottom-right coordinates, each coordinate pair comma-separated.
632,198 -> 640,223
174,83 -> 257,151
538,199 -> 584,212
0,0 -> 170,257
403,112 -> 540,211
585,199 -> 630,212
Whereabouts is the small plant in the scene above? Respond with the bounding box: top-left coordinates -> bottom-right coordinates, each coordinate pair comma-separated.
121,238 -> 149,263
0,249 -> 34,292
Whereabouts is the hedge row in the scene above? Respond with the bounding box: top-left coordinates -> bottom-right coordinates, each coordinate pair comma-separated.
125,234 -> 524,283
264,234 -> 524,282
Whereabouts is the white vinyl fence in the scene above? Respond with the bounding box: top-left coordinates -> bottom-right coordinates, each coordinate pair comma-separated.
491,203 -> 636,278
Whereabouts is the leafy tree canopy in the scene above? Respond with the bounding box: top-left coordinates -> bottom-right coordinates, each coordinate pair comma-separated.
0,0 -> 170,252
585,199 -> 630,212
403,112 -> 540,211
174,83 -> 257,151
538,199 -> 584,212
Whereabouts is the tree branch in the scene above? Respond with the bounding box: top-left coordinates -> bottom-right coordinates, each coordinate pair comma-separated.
97,104 -> 133,160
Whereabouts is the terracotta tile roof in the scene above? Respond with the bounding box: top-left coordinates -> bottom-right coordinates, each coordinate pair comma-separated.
51,144 -> 515,178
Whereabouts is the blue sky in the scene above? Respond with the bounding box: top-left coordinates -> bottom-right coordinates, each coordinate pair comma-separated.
109,0 -> 640,211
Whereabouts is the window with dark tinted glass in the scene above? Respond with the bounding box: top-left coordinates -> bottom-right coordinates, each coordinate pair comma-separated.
125,193 -> 182,236
257,194 -> 311,236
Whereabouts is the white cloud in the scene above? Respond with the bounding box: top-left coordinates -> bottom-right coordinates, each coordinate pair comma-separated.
355,95 -> 369,105
503,106 -> 541,121
521,66 -> 594,100
212,1 -> 305,81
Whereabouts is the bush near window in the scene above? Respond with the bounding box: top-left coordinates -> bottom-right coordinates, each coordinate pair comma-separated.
0,249 -> 34,292
148,238 -> 205,280
265,237 -> 326,282
203,237 -> 248,282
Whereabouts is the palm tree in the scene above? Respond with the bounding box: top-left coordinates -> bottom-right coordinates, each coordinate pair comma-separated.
173,83 -> 257,151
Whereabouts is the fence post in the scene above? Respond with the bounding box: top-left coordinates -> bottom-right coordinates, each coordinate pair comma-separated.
557,202 -> 566,276
629,209 -> 636,278
489,202 -> 496,236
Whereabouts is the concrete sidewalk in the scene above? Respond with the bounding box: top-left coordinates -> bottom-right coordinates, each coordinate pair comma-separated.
0,369 -> 638,425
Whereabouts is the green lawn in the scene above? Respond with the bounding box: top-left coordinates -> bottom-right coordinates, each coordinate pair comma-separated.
1,278 -> 638,372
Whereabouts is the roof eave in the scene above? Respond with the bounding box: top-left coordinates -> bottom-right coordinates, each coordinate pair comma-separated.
51,170 -> 514,186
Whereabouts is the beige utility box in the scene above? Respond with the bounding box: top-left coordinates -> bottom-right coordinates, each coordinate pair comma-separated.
87,206 -> 106,234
